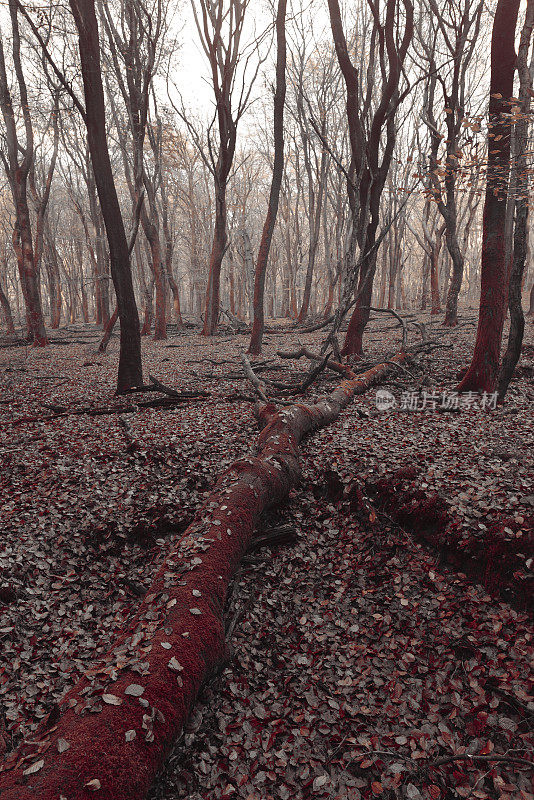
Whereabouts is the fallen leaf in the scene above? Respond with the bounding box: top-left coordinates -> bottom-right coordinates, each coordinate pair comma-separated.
125,684 -> 144,697
102,694 -> 122,706
23,759 -> 44,776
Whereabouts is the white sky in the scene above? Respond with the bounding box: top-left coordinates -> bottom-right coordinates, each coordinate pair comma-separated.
173,1 -> 331,120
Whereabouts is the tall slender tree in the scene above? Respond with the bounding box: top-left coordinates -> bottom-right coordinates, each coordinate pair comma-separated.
419,0 -> 483,326
457,0 -> 522,393
0,0 -> 48,345
327,0 -> 414,357
68,0 -> 142,392
248,0 -> 287,355
189,0 -> 258,336
497,0 -> 534,400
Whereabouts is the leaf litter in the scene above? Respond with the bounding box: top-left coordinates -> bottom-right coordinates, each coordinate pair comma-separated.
0,316 -> 532,800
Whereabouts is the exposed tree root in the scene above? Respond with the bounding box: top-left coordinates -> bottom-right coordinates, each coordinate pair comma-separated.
364,467 -> 533,611
0,353 -> 405,800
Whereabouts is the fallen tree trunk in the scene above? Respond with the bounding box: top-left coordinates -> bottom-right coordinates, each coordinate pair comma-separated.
0,352 -> 405,800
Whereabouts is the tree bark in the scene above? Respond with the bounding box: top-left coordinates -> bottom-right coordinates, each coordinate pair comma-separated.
98,305 -> 118,353
497,0 -> 534,400
443,226 -> 464,326
0,2 -> 48,345
140,203 -> 167,340
203,183 -> 228,335
457,0 -> 522,392
430,225 -> 444,315
248,0 -> 287,354
69,0 -> 142,393
0,281 -> 15,334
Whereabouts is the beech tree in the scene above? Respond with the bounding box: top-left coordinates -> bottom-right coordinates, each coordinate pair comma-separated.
497,0 -> 534,400
419,0 -> 483,327
457,0 -> 522,393
327,0 -> 414,357
190,0 -> 256,336
0,0 -> 48,345
248,0 -> 287,355
68,0 -> 142,392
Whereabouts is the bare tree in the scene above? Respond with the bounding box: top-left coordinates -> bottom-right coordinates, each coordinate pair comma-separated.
248,0 -> 287,354
68,0 -> 142,391
189,0 -> 261,335
457,0 -> 522,393
327,0 -> 414,357
497,0 -> 534,400
0,0 -> 48,344
419,0 -> 483,326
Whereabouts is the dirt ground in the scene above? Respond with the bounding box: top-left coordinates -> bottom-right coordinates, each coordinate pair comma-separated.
0,311 -> 532,799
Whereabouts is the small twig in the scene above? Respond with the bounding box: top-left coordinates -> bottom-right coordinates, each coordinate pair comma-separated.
118,415 -> 138,453
296,352 -> 333,394
241,354 -> 270,403
367,307 -> 409,350
359,749 -> 533,771
430,753 -> 533,769
384,360 -> 417,380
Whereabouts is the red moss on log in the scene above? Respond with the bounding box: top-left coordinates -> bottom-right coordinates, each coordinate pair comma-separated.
0,354 -> 405,800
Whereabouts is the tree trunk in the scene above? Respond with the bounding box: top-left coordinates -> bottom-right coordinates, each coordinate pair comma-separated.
142,212 -> 167,340
341,219 -> 379,357
443,228 -> 464,326
88,169 -> 110,326
98,305 -> 118,353
241,229 -> 255,321
45,239 -> 62,329
497,0 -> 534,400
202,186 -> 227,335
421,251 -> 429,310
457,0 -> 522,393
141,282 -> 154,337
160,180 -> 183,328
12,203 -> 48,345
342,257 -> 378,357
69,0 -> 142,393
0,352 -> 405,800
0,2 -> 48,346
248,0 -> 286,354
0,282 -> 15,334
430,228 -> 443,315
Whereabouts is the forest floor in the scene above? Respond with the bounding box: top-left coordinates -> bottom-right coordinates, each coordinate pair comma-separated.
0,310 -> 533,800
